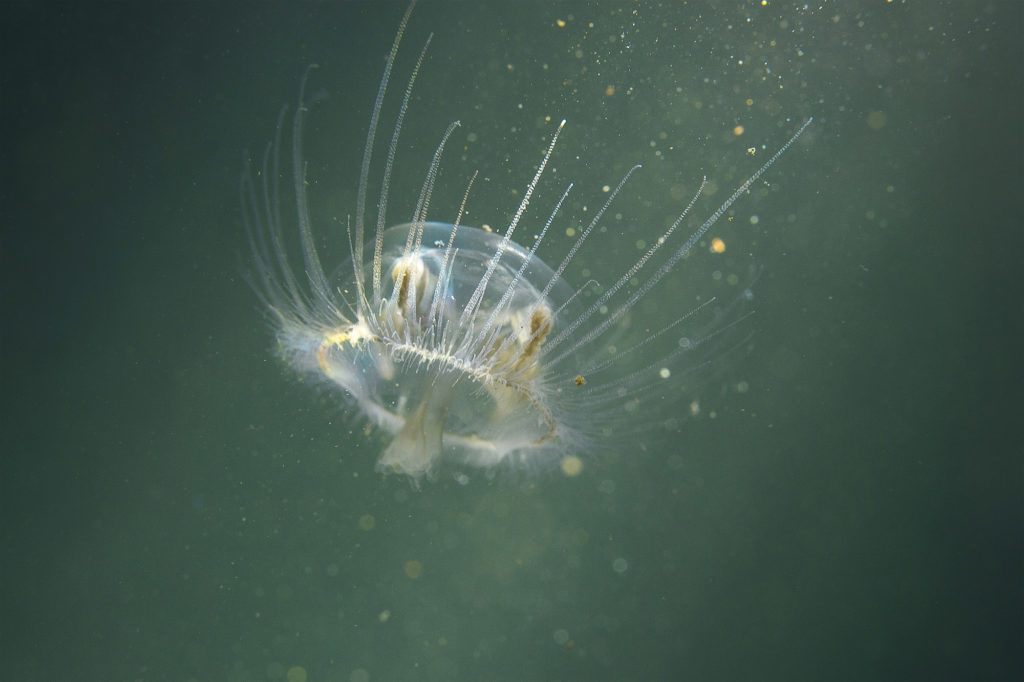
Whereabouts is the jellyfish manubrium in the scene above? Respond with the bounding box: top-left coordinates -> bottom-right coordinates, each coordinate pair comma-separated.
242,3 -> 812,481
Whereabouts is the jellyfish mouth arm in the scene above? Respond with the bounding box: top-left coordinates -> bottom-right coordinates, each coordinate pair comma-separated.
376,381 -> 454,478
364,396 -> 513,457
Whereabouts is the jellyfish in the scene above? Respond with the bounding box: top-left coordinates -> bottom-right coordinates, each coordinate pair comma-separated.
242,1 -> 812,481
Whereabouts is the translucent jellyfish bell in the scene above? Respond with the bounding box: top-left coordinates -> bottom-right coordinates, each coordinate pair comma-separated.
317,222 -> 579,478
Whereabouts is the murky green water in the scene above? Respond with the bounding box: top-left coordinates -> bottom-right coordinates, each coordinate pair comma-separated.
2,1 -> 1019,680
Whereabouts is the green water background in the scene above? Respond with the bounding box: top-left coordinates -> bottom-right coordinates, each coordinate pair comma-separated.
2,1 -> 1020,680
